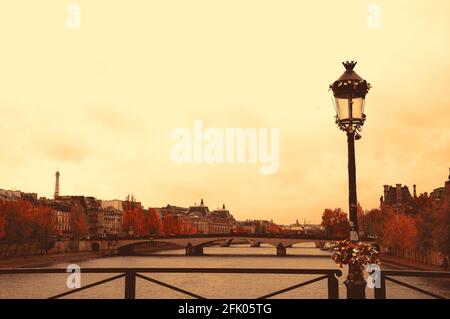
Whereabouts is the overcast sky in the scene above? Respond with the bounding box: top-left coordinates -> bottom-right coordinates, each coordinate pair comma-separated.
0,0 -> 449,224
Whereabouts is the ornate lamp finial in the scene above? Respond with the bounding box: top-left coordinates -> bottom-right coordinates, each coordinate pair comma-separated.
343,60 -> 357,71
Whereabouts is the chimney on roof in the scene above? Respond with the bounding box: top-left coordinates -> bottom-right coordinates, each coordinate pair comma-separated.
396,184 -> 402,204
413,184 -> 417,198
383,185 -> 389,201
54,170 -> 60,199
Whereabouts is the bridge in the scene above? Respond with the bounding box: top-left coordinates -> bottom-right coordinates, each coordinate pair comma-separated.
88,234 -> 351,256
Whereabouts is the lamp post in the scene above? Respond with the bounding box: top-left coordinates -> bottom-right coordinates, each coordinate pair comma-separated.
330,61 -> 371,299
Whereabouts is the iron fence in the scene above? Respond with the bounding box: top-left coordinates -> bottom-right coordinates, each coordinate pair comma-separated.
0,267 -> 341,299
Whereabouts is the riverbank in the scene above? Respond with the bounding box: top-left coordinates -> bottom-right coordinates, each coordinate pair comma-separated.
0,245 -> 182,268
0,251 -> 103,268
381,254 -> 449,272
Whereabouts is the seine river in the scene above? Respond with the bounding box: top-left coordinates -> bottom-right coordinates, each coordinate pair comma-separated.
1,243 -> 449,299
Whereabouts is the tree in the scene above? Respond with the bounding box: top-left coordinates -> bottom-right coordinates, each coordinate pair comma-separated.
363,208 -> 384,240
122,193 -> 148,236
431,203 -> 450,256
266,222 -> 282,234
123,206 -> 146,236
71,205 -> 88,240
32,205 -> 56,253
147,208 -> 164,235
321,208 -> 350,239
357,203 -> 365,235
0,200 -> 55,255
3,200 -> 34,244
383,212 -> 417,251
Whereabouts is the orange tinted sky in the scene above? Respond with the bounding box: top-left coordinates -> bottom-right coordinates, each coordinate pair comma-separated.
0,1 -> 449,224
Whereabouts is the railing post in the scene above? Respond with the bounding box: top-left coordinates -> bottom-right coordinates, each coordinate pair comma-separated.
124,271 -> 136,299
327,273 -> 339,299
374,272 -> 386,299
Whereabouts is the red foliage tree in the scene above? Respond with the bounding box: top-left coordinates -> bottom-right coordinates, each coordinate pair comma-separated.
363,208 -> 384,239
147,208 -> 164,235
383,212 -> 417,251
357,203 -> 365,235
31,205 -> 56,253
266,222 -> 282,234
0,199 -> 57,254
2,200 -> 34,243
321,208 -> 351,239
122,198 -> 147,237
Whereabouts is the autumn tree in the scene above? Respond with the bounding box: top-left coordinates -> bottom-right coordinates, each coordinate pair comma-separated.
2,200 -> 34,244
357,203 -> 365,235
0,200 -> 58,254
430,202 -> 450,256
383,212 -> 417,252
363,208 -> 384,240
321,208 -> 350,239
147,208 -> 164,235
32,205 -> 56,253
266,222 -> 282,234
122,194 -> 147,237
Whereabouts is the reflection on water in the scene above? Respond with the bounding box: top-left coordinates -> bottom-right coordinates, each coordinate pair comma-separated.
1,243 -> 449,299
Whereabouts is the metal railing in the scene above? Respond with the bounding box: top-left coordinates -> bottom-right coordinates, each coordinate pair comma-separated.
1,268 -> 448,299
0,267 -> 342,299
374,270 -> 450,299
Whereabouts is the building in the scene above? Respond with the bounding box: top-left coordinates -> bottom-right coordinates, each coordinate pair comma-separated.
100,200 -> 123,236
380,184 -> 414,214
235,222 -> 256,234
209,204 -> 236,234
102,206 -> 122,236
190,215 -> 209,234
160,204 -> 189,215
0,189 -> 38,203
38,198 -> 72,238
187,199 -> 210,216
101,199 -> 123,211
283,220 -> 305,234
430,168 -> 450,207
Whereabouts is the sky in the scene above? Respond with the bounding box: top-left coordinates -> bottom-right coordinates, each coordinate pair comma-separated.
0,0 -> 449,224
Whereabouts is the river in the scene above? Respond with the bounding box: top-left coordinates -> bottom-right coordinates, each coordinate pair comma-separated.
1,243 -> 449,299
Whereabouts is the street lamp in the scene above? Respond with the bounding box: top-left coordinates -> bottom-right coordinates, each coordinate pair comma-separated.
330,60 -> 371,240
330,61 -> 371,299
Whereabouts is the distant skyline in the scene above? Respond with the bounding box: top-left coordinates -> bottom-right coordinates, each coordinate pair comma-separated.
1,1 -> 449,224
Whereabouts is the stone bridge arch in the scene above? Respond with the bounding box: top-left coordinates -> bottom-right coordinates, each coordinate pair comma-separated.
95,236 -> 340,256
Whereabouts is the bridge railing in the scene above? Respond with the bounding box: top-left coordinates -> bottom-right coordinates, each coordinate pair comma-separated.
0,267 -> 342,299
1,268 -> 448,299
374,270 -> 450,299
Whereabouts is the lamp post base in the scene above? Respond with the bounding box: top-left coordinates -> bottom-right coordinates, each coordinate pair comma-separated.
345,264 -> 366,299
